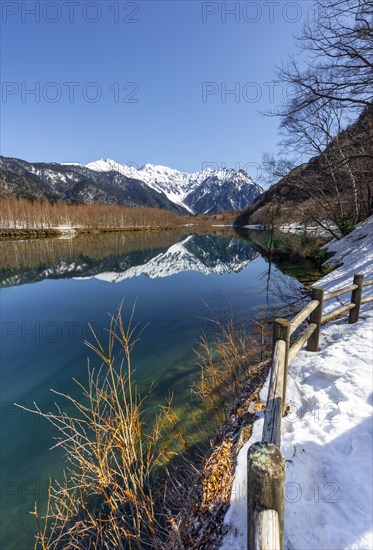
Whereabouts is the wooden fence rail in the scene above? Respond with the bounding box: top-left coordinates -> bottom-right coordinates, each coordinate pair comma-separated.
247,273 -> 373,550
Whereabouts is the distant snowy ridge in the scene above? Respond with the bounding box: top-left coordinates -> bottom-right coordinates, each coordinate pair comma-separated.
1,154 -> 263,214
78,159 -> 263,214
83,160 -> 199,213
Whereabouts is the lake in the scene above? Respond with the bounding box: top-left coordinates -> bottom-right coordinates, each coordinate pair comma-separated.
0,228 -> 315,549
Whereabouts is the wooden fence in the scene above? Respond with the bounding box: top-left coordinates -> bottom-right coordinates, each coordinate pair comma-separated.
247,274 -> 373,550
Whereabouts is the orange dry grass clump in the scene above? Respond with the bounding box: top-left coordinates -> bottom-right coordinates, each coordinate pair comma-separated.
194,315 -> 272,422
19,304 -> 179,550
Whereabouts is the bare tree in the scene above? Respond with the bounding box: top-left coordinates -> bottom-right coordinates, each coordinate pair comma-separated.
277,0 -> 373,116
259,1 -> 373,236
260,154 -> 296,186
0,199 -> 182,231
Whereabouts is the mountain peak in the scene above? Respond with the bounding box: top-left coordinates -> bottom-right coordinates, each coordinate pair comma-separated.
1,155 -> 263,214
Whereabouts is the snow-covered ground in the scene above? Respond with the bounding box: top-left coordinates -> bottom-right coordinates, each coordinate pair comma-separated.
221,216 -> 373,550
243,224 -> 265,230
277,222 -> 337,237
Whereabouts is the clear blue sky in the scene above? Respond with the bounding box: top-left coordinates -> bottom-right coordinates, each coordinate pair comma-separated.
1,0 -> 312,178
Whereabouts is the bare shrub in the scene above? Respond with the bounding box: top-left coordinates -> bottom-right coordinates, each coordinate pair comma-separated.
193,314 -> 272,422
18,304 -> 181,549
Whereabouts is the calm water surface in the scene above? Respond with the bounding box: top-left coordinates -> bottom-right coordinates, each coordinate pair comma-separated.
0,229 -> 311,549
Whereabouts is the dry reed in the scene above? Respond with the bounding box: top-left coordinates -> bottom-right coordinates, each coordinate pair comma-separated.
18,303 -> 180,549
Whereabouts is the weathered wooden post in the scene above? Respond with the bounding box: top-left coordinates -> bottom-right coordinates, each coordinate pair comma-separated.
247,442 -> 286,550
349,274 -> 364,324
273,319 -> 290,412
307,287 -> 324,352
263,339 -> 286,447
255,509 -> 281,550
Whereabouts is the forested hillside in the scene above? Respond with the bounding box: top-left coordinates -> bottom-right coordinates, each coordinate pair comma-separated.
237,106 -> 373,238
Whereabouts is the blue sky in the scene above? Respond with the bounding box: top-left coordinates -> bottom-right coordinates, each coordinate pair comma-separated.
1,0 -> 312,177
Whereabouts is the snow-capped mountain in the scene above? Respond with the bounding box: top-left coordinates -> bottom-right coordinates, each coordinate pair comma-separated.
0,155 -> 263,214
83,159 -> 263,214
0,156 -> 185,212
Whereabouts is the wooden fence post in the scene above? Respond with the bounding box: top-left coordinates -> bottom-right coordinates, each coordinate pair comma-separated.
255,509 -> 281,550
349,274 -> 364,324
307,288 -> 324,352
273,319 -> 290,412
247,442 -> 286,550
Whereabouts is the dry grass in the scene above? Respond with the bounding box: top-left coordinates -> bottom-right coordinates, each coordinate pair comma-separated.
169,358 -> 271,550
16,305 -> 273,549
193,313 -> 272,423
18,303 -> 181,549
163,313 -> 273,548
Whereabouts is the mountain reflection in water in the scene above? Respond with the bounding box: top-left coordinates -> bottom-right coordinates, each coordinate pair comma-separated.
0,231 -> 259,287
1,228 -> 318,550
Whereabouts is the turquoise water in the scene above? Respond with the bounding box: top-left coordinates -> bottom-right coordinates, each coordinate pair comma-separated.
0,230 -> 306,549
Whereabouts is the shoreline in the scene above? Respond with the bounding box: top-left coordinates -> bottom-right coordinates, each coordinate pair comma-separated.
0,220 -> 238,241
0,226 -> 180,241
169,360 -> 271,548
170,226 -> 340,546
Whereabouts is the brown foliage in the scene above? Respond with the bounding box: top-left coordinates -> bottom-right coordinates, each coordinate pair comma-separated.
0,198 -> 181,230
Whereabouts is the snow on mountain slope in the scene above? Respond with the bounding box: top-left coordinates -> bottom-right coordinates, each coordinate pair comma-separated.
184,170 -> 262,213
0,156 -> 185,212
83,159 -> 262,214
84,160 -> 199,212
1,155 -> 262,214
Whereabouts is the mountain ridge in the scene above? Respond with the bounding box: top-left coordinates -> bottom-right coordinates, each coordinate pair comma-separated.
0,155 -> 263,214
